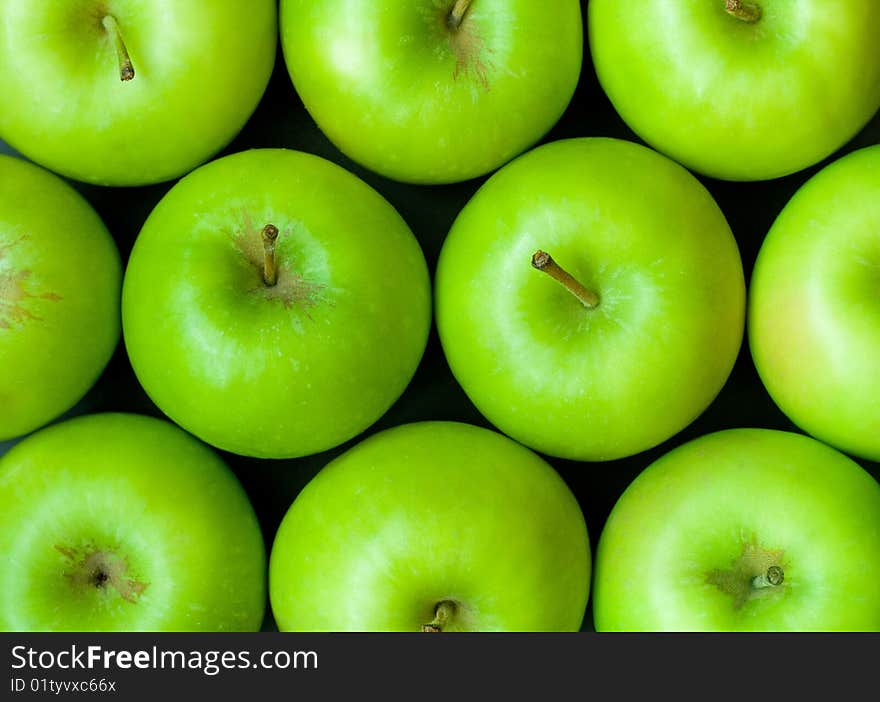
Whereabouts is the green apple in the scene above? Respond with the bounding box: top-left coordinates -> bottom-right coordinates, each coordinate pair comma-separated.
593,428 -> 880,631
122,148 -> 432,459
434,137 -> 745,461
0,0 -> 276,186
279,0 -> 582,184
0,155 -> 121,442
269,421 -> 590,632
588,0 -> 880,181
0,413 -> 266,631
749,146 -> 880,461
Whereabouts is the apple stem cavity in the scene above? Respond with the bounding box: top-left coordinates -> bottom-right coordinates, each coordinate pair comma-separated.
724,0 -> 762,23
751,565 -> 784,589
261,224 -> 280,287
55,544 -> 148,604
421,600 -> 457,632
447,0 -> 474,31
531,250 -> 600,309
102,15 -> 135,81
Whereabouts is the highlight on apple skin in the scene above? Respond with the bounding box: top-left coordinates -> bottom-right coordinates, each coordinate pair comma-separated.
0,155 -> 121,442
268,421 -> 591,632
592,428 -> 880,632
435,137 -> 746,461
749,145 -> 880,462
0,413 -> 267,632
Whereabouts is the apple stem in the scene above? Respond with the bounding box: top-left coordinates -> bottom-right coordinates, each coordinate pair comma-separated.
421,600 -> 457,632
531,250 -> 600,309
261,224 -> 280,287
447,0 -> 474,30
724,0 -> 762,23
751,565 -> 784,589
102,15 -> 135,81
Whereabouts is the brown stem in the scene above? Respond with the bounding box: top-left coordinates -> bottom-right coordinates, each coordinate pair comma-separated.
102,15 -> 135,81
261,224 -> 279,287
724,0 -> 762,23
531,250 -> 600,309
751,566 -> 784,589
421,600 -> 457,632
447,0 -> 473,30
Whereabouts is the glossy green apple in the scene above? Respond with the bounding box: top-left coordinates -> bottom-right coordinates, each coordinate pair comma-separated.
269,421 -> 590,632
0,0 -> 276,186
0,155 -> 121,442
122,148 -> 431,459
279,0 -> 582,184
589,0 -> 880,181
435,138 -> 745,461
0,413 -> 266,631
593,429 -> 880,631
749,146 -> 880,461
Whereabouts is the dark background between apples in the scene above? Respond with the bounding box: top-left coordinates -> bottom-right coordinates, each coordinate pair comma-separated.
2,1 -> 879,632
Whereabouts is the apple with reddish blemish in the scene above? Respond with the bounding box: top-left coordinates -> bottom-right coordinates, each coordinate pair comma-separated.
0,413 -> 266,631
0,155 -> 121,442
279,0 -> 583,183
122,148 -> 432,459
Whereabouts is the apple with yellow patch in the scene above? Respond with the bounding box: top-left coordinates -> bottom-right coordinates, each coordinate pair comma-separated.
749,145 -> 880,461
